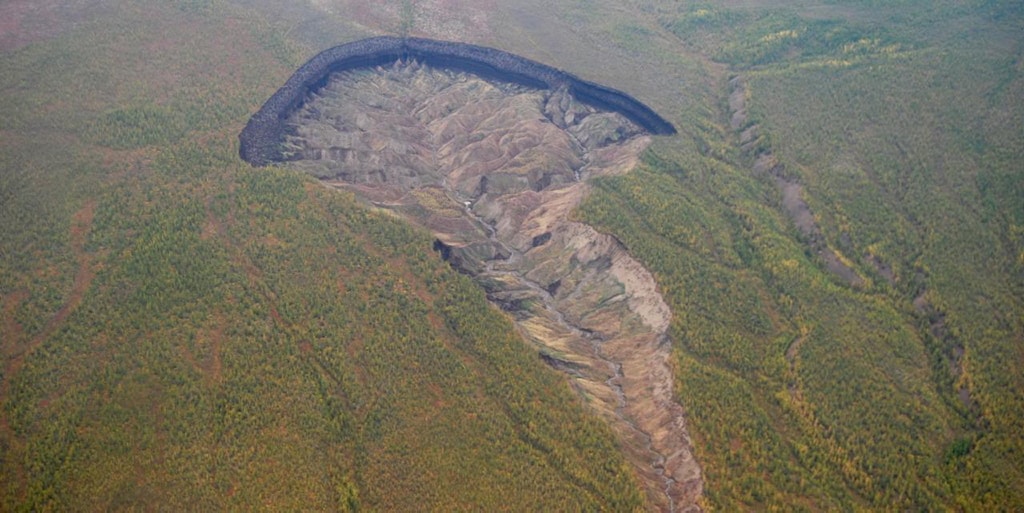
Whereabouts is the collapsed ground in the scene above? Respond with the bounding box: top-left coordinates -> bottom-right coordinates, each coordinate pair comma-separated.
276,59 -> 702,512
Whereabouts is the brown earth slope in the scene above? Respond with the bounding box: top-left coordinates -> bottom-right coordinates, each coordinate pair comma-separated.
280,60 -> 702,512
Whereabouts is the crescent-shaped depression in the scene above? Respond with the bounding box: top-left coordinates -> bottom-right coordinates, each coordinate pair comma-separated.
236,36 -> 700,512
239,36 -> 676,166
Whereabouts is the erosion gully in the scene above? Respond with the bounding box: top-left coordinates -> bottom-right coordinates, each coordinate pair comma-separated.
435,176 -> 690,512
286,62 -> 702,511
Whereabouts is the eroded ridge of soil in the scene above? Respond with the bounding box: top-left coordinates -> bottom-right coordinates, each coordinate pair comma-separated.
729,75 -> 863,288
281,60 -> 702,512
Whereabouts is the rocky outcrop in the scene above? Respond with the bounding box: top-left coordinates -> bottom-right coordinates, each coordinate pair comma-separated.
239,36 -> 676,166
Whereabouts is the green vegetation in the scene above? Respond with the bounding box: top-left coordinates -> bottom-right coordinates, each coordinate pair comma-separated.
664,6 -> 904,68
0,2 -> 641,510
576,0 -> 1023,509
2,0 -> 1021,510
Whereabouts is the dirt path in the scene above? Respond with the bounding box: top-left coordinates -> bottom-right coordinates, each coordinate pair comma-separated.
0,199 -> 98,497
2,200 -> 97,392
1,290 -> 28,356
43,200 -> 98,336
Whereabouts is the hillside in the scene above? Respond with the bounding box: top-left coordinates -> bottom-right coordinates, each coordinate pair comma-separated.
579,0 -> 1024,509
1,0 -> 1022,511
257,55 -> 700,510
0,2 -> 644,510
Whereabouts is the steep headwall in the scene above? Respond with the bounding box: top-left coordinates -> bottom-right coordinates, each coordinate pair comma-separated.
239,36 -> 676,165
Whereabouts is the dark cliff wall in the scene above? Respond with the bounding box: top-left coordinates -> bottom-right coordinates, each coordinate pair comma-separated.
239,36 -> 676,165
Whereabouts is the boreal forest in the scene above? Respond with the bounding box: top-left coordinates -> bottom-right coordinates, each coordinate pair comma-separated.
1,1 -> 1021,511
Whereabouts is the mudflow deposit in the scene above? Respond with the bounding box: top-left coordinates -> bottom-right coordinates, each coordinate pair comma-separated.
241,38 -> 701,512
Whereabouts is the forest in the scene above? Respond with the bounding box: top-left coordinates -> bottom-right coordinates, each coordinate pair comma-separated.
0,2 -> 646,509
580,0 -> 1023,509
1,0 -> 1021,511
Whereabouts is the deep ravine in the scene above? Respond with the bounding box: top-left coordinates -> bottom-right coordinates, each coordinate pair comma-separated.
277,60 -> 703,511
465,205 -> 681,510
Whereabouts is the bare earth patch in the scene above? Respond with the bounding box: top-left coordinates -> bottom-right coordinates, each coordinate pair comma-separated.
281,61 -> 702,512
738,77 -> 864,288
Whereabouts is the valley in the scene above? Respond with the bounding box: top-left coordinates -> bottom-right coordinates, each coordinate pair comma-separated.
276,59 -> 701,511
1,0 -> 1021,510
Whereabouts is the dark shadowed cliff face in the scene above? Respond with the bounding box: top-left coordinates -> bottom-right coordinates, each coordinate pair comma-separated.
240,48 -> 700,511
238,36 -> 676,167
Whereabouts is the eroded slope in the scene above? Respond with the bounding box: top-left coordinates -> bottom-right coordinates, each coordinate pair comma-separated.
281,60 -> 702,511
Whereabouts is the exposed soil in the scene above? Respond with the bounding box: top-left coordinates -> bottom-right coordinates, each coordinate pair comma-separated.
914,290 -> 978,412
728,76 -> 748,131
866,253 -> 897,285
734,76 -> 863,288
279,61 -> 702,512
239,37 -> 675,167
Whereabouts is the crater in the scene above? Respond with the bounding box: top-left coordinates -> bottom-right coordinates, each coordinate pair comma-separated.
241,37 -> 700,512
239,36 -> 675,167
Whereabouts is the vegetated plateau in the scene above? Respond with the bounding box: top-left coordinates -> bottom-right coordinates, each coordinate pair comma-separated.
1,0 -> 1022,511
